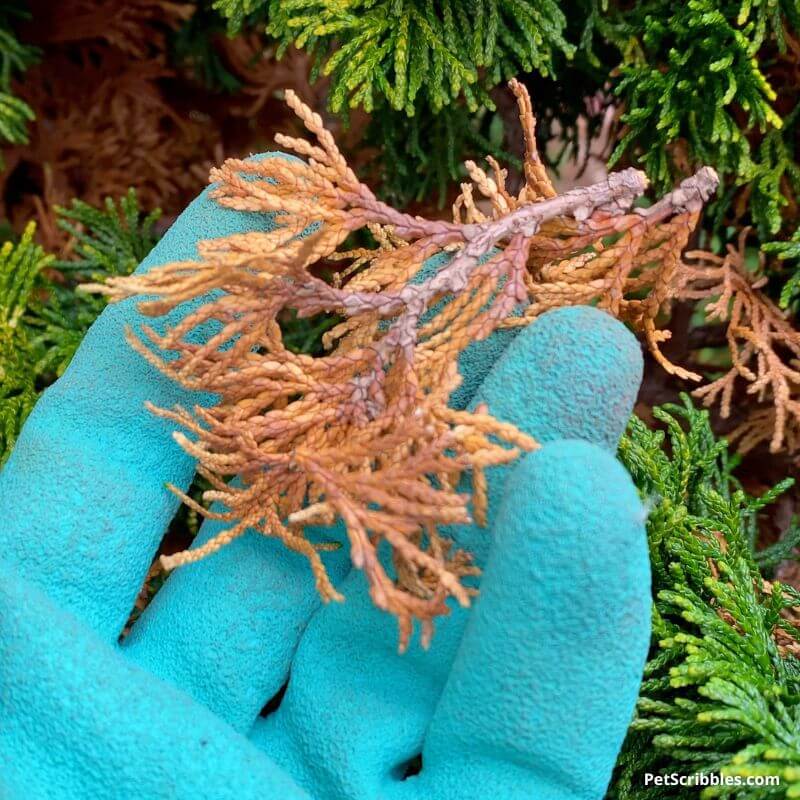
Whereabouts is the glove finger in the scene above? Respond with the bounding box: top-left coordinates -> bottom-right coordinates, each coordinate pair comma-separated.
0,157 -> 284,642
414,441 -> 651,800
0,562 -> 310,800
123,513 -> 351,734
117,246 -> 509,734
446,304 -> 643,563
245,306 -> 643,798
249,566 -> 471,798
468,305 -> 643,448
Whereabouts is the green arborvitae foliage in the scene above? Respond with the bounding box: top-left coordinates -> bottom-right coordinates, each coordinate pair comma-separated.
0,223 -> 53,461
216,0 -> 574,114
30,190 -> 163,378
365,100 -> 519,206
756,519 -> 800,573
609,395 -> 800,798
0,2 -> 39,145
745,106 -> 800,238
55,189 -> 161,280
0,191 -> 160,463
605,0 -> 799,238
210,0 -> 269,33
171,1 -> 245,93
763,226 -> 800,309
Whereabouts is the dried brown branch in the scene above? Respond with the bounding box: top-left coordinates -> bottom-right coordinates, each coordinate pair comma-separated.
93,81 -> 722,648
218,37 -> 320,118
29,0 -> 193,58
4,1 -> 218,250
682,234 -> 800,453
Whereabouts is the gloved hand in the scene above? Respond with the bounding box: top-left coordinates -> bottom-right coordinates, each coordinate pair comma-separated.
0,158 -> 651,800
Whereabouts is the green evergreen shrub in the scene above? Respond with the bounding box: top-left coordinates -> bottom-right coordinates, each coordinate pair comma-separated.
0,190 -> 159,462
611,397 -> 800,798
0,2 -> 37,147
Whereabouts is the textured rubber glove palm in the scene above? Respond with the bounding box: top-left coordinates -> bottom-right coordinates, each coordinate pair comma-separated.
0,161 -> 651,800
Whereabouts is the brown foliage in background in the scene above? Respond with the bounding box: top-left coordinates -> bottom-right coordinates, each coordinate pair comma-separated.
4,0 -> 328,251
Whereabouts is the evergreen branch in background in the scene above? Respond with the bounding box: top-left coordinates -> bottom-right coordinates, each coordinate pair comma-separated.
216,0 -> 574,114
746,106 -> 800,238
210,0 -> 268,34
756,519 -> 800,573
0,223 -> 52,461
27,190 -> 163,377
55,189 -> 162,279
0,89 -> 34,145
0,4 -> 39,146
172,1 -> 245,93
610,0 -> 780,181
610,396 -> 800,799
764,226 -> 800,309
0,191 -> 160,463
606,0 -> 800,238
365,100 -> 519,206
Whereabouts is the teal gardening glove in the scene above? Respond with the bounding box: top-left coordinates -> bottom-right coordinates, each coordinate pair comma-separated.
0,159 -> 651,800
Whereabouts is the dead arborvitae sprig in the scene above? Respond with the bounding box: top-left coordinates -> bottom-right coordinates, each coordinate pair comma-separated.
682,234 -> 800,454
451,81 -> 720,384
455,85 -> 800,452
94,81 -> 720,648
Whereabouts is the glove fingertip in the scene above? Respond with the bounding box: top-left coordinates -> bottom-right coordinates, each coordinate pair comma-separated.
136,151 -> 291,275
422,440 -> 650,799
472,306 -> 643,451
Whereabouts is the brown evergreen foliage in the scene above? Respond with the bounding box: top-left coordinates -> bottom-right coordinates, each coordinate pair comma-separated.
90,82 -> 736,646
3,1 -> 352,254
4,0 -> 214,250
687,235 -> 800,453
